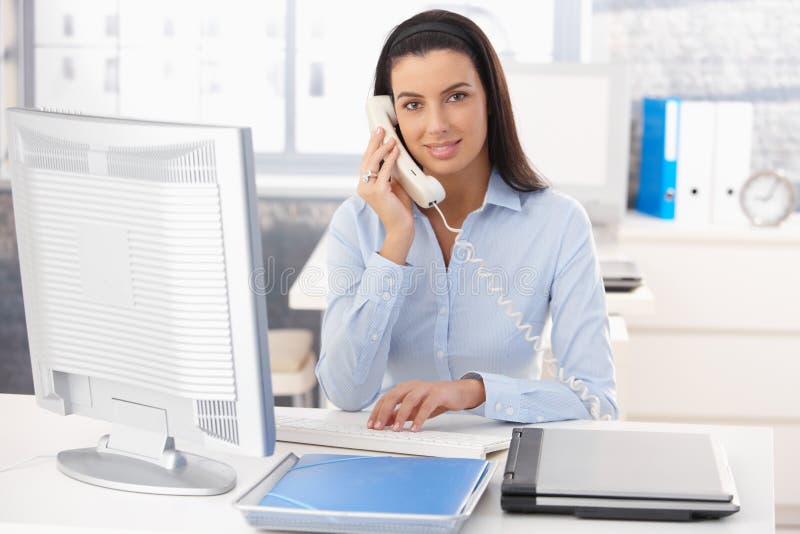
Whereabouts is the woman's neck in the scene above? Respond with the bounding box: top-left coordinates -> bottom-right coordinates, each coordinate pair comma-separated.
423,147 -> 492,226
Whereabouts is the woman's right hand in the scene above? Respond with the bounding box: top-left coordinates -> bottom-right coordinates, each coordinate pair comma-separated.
357,127 -> 415,240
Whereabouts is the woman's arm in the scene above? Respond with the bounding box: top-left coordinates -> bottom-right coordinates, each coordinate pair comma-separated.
468,202 -> 619,423
316,126 -> 419,410
315,203 -> 414,411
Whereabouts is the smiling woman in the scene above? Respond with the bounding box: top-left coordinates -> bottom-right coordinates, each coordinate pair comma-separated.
315,9 -> 619,432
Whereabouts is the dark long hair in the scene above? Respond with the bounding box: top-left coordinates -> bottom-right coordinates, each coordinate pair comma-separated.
373,9 -> 548,192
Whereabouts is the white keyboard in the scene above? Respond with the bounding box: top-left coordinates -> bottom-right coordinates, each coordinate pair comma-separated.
274,415 -> 511,459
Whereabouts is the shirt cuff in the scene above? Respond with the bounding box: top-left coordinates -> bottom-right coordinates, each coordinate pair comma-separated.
461,371 -> 526,422
358,251 -> 413,305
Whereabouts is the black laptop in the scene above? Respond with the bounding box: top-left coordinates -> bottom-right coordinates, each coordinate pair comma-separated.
501,428 -> 741,521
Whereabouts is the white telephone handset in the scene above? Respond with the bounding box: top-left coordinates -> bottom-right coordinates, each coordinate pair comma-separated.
366,95 -> 446,208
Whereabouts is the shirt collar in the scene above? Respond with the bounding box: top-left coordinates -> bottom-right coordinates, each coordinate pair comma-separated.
482,166 -> 522,212
411,167 -> 522,218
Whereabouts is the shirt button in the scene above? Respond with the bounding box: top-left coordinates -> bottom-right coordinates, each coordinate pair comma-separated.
506,407 -> 514,416
494,402 -> 503,412
382,292 -> 390,301
370,334 -> 379,342
439,307 -> 447,316
436,350 -> 445,359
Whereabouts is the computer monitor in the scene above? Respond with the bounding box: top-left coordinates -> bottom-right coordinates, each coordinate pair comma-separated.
5,108 -> 276,495
504,63 -> 631,230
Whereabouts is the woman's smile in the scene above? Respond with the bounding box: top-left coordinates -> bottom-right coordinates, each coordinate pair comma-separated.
425,139 -> 461,159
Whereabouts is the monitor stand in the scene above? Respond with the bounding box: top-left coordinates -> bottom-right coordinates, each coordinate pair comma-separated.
57,433 -> 236,496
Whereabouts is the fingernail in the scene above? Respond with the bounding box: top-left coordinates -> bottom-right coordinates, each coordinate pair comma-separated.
411,424 -> 419,432
375,421 -> 383,429
392,423 -> 400,431
367,419 -> 373,429
375,126 -> 383,134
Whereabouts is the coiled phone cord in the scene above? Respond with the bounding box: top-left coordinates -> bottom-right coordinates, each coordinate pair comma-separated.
430,203 -> 611,421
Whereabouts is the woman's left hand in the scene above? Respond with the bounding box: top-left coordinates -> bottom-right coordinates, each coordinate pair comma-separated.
367,379 -> 486,432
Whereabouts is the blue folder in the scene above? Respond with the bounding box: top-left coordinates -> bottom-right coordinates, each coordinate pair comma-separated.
637,97 -> 681,219
258,454 -> 490,516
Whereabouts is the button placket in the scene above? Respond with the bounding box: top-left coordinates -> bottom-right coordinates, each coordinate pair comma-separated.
439,216 -> 474,382
434,283 -> 449,376
433,303 -> 450,380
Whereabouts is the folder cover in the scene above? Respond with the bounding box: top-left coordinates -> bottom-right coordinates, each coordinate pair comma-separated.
637,97 -> 680,219
675,101 -> 715,225
711,102 -> 753,225
258,454 -> 490,516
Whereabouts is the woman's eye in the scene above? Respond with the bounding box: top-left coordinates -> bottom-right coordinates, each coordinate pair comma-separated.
403,101 -> 421,111
448,92 -> 467,103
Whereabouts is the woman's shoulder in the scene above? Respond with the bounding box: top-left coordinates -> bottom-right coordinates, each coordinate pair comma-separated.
519,187 -> 589,226
333,194 -> 369,218
328,194 -> 377,236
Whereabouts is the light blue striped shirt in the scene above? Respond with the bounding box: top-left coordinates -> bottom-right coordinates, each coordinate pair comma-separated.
316,168 -> 619,423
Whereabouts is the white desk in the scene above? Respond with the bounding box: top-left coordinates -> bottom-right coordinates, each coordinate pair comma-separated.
0,394 -> 774,533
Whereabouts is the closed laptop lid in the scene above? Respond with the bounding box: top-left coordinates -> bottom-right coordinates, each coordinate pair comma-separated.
534,429 -> 734,502
600,260 -> 643,291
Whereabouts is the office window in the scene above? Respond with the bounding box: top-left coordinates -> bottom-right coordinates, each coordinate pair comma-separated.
32,0 -> 286,153
27,0 -> 587,172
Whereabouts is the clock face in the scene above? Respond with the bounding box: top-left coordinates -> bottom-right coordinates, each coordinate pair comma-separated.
740,171 -> 796,226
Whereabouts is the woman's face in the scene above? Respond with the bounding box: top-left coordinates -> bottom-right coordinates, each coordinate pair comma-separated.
390,49 -> 489,179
